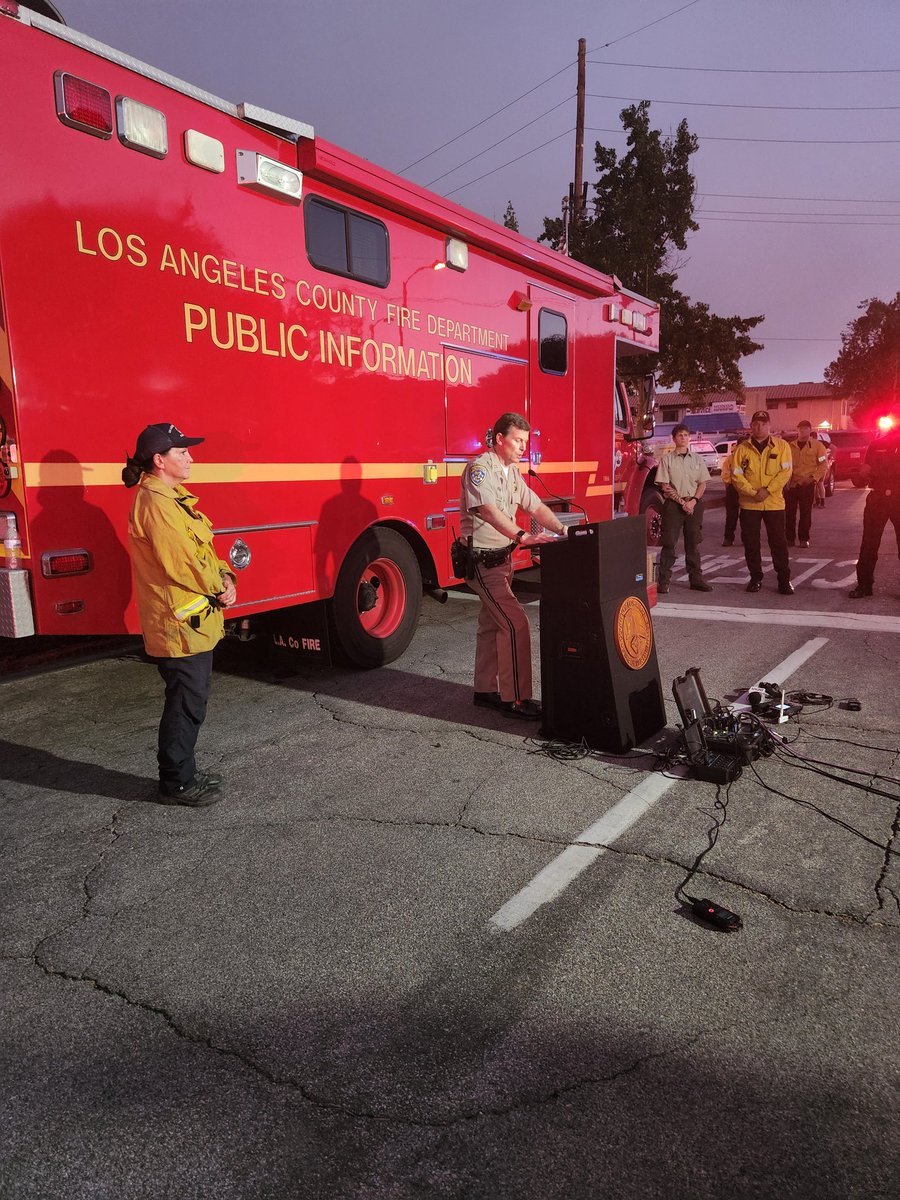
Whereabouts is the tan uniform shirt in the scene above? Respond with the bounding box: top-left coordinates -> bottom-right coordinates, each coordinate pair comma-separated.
655,449 -> 710,500
460,450 -> 541,549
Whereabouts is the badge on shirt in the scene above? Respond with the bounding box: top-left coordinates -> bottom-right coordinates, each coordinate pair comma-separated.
470,465 -> 487,485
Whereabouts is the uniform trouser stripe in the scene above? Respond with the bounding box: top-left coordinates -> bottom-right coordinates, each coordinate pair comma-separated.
471,560 -> 531,703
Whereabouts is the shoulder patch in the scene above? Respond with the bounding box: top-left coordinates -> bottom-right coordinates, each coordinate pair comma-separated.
470,465 -> 487,486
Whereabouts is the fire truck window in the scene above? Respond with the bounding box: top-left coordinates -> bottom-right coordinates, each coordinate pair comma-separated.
349,215 -> 389,286
305,199 -> 346,274
538,309 -> 567,374
305,197 -> 389,287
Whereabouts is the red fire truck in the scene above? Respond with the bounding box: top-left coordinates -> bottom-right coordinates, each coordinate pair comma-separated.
0,2 -> 661,666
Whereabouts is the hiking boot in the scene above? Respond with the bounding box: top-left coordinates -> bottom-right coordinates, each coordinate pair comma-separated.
848,587 -> 872,599
158,773 -> 223,807
690,580 -> 713,592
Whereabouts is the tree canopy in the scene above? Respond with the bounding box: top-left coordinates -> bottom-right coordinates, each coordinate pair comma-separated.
502,201 -> 519,232
825,293 -> 900,425
541,102 -> 763,400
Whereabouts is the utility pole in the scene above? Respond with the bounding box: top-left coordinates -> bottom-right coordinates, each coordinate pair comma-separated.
573,38 -> 586,221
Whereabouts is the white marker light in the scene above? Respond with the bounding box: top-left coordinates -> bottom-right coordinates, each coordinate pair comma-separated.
184,129 -> 225,173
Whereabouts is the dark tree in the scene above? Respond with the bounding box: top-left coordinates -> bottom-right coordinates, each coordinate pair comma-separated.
825,293 -> 900,425
541,102 -> 763,399
502,201 -> 520,232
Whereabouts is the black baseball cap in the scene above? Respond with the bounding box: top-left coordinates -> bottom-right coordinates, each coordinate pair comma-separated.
750,410 -> 770,423
135,422 -> 204,460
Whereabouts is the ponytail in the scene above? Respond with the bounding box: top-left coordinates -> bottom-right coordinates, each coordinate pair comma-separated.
121,454 -> 150,488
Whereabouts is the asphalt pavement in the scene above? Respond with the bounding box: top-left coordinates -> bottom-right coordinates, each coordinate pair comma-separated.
1,481 -> 898,1199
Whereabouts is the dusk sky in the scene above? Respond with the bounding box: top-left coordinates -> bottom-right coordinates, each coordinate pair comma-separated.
60,0 -> 900,391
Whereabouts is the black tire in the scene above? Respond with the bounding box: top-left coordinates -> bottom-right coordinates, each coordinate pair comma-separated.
328,527 -> 422,668
851,474 -> 867,489
641,488 -> 664,547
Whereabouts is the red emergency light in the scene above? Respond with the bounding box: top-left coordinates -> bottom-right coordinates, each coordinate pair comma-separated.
41,549 -> 92,577
54,71 -> 113,139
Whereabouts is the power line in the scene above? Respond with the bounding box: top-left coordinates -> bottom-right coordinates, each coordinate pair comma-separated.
585,126 -> 900,144
586,92 -> 900,112
424,96 -> 574,188
588,59 -> 900,74
698,190 -> 900,205
697,214 -> 900,226
442,129 -> 575,197
587,0 -> 704,51
699,206 -> 900,218
400,1 -> 706,176
398,62 -> 574,174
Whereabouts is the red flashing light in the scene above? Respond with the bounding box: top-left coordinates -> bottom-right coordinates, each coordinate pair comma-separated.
54,72 -> 113,139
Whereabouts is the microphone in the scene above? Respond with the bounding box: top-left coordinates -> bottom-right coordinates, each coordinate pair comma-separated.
527,468 -> 588,521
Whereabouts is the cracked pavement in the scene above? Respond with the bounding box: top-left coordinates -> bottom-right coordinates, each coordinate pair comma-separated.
2,581 -> 899,1199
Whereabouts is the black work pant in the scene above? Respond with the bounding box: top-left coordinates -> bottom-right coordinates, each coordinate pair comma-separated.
658,498 -> 706,585
784,482 -> 815,543
855,492 -> 900,591
740,508 -> 791,586
155,650 -> 214,788
724,484 -> 740,541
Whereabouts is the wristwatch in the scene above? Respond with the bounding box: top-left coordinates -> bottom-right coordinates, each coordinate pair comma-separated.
515,529 -> 526,543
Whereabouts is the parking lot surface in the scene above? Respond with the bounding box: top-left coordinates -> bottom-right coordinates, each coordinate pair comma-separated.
2,484 -> 898,1199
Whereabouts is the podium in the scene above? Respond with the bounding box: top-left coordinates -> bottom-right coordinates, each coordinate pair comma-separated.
539,517 -> 665,752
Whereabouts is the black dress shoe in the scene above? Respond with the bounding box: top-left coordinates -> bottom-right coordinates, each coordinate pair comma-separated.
848,587 -> 872,599
778,582 -> 795,595
799,540 -> 809,548
746,580 -> 762,593
690,580 -> 713,592
473,690 -> 502,709
158,773 -> 223,807
657,582 -> 670,594
499,698 -> 542,720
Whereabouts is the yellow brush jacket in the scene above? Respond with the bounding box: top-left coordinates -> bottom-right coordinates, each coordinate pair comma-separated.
128,475 -> 231,657
730,437 -> 793,511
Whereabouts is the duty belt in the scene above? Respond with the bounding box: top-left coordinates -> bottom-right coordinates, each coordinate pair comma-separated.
472,543 -> 516,567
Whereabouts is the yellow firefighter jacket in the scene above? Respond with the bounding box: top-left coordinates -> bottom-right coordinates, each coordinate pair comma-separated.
128,475 -> 232,658
730,436 -> 793,511
787,438 -> 828,487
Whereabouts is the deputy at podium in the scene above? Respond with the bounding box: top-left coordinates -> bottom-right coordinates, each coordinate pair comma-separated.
459,412 -> 566,720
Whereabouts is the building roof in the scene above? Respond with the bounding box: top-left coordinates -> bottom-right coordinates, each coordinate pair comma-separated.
657,381 -> 836,406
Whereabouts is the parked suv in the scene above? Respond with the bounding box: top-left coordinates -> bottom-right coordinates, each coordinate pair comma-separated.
821,430 -> 876,486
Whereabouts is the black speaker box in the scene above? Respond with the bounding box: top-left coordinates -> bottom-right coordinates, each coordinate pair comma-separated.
539,518 -> 666,752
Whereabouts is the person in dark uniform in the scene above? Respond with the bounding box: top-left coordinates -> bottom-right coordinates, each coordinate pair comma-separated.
848,425 -> 900,598
459,412 -> 566,719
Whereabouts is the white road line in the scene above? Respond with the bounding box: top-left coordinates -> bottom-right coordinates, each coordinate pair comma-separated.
489,637 -> 829,933
654,603 -> 900,634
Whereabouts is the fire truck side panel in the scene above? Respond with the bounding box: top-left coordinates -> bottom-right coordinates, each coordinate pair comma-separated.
0,11 -> 659,652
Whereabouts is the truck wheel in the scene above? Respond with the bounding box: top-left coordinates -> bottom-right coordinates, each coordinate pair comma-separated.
851,474 -> 867,489
328,527 -> 422,668
641,489 -> 664,546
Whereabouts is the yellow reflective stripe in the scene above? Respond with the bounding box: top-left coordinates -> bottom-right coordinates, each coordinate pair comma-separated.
25,458 -> 612,487
173,595 -> 210,622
